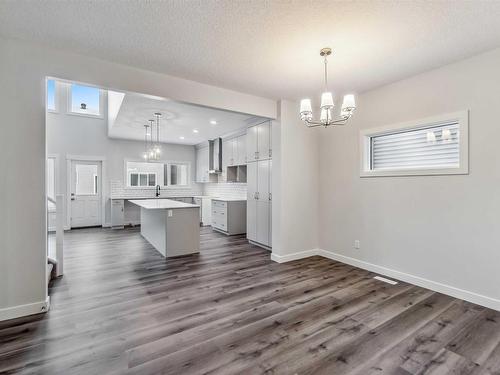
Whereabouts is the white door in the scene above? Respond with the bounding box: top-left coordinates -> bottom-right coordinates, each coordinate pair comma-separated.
257,122 -> 270,160
246,125 -> 258,162
246,162 -> 257,241
256,201 -> 270,246
237,135 -> 246,164
70,160 -> 102,228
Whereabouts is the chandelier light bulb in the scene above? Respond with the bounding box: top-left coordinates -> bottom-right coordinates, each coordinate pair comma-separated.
320,92 -> 334,109
342,94 -> 356,110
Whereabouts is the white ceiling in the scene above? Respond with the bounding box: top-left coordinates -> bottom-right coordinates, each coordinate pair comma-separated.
2,1 -> 500,100
108,92 -> 257,145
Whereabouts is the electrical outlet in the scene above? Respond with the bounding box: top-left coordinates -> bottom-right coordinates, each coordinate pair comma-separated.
354,240 -> 360,249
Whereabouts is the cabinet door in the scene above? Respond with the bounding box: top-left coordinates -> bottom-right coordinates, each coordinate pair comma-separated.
247,162 -> 258,201
256,201 -> 270,246
257,121 -> 270,160
246,125 -> 258,162
231,138 -> 238,166
222,140 -> 231,168
247,200 -> 257,242
257,159 -> 270,200
237,135 -> 246,164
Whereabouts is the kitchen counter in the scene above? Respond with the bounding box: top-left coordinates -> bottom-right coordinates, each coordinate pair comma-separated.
129,199 -> 200,258
211,198 -> 247,202
129,199 -> 199,210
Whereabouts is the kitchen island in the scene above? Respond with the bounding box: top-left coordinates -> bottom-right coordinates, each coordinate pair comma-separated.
129,199 -> 200,258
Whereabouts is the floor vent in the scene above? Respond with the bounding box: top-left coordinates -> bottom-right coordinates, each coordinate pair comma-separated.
373,275 -> 398,285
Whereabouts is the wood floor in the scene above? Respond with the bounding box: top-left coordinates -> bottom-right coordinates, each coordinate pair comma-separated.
1,227 -> 499,375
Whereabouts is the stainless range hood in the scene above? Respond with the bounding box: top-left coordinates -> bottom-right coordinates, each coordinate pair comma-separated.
208,137 -> 222,174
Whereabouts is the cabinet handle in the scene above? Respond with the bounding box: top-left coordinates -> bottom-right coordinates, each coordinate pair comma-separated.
269,193 -> 272,201
269,149 -> 272,157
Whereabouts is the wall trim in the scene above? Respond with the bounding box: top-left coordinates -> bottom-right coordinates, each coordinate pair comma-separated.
0,297 -> 50,322
270,248 -> 319,263
270,248 -> 500,311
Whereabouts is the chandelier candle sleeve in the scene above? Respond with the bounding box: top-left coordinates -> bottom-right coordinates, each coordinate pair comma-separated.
320,92 -> 334,109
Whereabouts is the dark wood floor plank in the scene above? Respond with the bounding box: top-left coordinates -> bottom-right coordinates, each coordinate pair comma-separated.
0,226 -> 498,375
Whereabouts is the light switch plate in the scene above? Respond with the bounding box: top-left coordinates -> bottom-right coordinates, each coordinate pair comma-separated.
354,240 -> 360,249
168,210 -> 173,217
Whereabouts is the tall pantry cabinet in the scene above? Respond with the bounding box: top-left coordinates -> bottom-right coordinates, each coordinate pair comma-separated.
246,121 -> 272,248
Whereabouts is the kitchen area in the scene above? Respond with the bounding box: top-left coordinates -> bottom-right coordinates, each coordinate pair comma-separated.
46,79 -> 272,260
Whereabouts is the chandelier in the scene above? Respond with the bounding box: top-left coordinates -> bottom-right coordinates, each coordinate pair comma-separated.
142,112 -> 162,160
299,48 -> 356,127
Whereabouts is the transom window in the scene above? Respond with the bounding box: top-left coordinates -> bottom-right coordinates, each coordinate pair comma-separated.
360,111 -> 469,177
69,83 -> 102,116
47,79 -> 56,112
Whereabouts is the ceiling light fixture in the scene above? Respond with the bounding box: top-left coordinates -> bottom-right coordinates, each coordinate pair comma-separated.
300,48 -> 356,127
142,113 -> 162,161
210,120 -> 217,125
179,136 -> 185,140
193,129 -> 199,133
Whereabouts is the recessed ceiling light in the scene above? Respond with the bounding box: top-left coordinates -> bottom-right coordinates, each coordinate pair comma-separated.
210,120 -> 217,125
193,129 -> 199,133
179,136 -> 185,140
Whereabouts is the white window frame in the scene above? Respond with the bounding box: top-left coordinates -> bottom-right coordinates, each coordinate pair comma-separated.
124,159 -> 191,189
359,110 -> 469,177
46,78 -> 59,113
67,83 -> 104,119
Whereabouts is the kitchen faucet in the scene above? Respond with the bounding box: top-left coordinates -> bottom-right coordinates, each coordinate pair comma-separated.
155,185 -> 161,197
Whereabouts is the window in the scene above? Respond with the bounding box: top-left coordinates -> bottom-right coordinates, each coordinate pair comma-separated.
125,160 -> 190,187
166,163 -> 188,186
69,83 -> 102,116
360,111 -> 468,177
47,79 -> 57,112
75,164 -> 98,195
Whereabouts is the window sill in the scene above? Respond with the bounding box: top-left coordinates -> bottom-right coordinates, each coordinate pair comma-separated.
360,166 -> 469,177
67,111 -> 104,119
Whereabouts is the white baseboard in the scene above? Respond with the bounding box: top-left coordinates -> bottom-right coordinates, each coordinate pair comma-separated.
271,248 -> 319,263
270,247 -> 500,311
0,297 -> 50,322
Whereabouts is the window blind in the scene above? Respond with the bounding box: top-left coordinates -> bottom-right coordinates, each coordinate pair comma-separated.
371,122 -> 460,171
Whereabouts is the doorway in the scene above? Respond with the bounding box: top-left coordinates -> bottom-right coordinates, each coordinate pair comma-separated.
70,160 -> 102,228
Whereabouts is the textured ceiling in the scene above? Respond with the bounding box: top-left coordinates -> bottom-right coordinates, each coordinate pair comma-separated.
109,92 -> 257,145
2,1 -> 500,100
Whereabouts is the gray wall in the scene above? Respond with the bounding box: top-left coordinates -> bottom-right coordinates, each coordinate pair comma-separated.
47,81 -> 197,226
318,47 -> 500,308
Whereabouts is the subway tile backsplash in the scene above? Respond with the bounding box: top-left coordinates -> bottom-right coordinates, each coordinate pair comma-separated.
110,180 -> 247,200
202,183 -> 247,199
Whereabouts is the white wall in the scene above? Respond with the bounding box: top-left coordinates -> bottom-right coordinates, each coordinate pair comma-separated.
318,47 -> 500,310
271,100 -> 319,261
47,81 -> 198,227
0,36 -> 276,320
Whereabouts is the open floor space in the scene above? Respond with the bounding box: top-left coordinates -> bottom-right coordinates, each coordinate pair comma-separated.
1,227 -> 499,374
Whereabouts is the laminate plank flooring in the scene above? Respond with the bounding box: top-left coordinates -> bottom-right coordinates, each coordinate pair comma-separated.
0,227 -> 499,374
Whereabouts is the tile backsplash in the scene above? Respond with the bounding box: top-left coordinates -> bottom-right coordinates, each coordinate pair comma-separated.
110,180 -> 246,200
110,180 -> 203,199
202,183 -> 247,199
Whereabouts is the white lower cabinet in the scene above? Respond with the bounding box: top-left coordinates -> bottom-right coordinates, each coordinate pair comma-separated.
111,199 -> 125,228
212,199 -> 246,235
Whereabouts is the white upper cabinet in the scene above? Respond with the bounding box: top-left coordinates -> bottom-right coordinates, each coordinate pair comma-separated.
246,125 -> 258,162
222,134 -> 246,168
196,146 -> 209,183
257,159 -> 270,200
236,135 -> 246,164
246,121 -> 271,162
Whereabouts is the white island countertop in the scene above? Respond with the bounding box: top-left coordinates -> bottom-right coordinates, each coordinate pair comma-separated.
129,199 -> 199,210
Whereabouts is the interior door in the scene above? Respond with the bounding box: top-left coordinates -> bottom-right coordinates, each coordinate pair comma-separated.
70,160 -> 102,228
